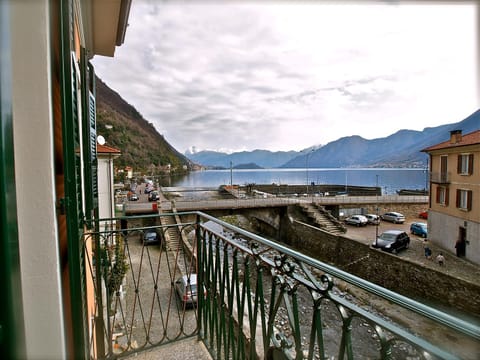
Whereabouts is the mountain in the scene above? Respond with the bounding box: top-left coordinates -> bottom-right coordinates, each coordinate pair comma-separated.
95,77 -> 191,172
283,109 -> 480,168
186,109 -> 480,169
185,149 -> 299,168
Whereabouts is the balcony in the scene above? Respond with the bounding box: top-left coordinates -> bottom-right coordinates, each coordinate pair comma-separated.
83,211 -> 479,359
430,171 -> 451,184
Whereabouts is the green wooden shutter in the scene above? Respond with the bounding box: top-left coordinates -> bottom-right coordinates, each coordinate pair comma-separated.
89,63 -> 98,203
60,0 -> 88,357
80,48 -> 98,226
71,52 -> 84,224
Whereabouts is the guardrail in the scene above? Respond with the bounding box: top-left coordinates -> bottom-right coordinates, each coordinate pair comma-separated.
162,195 -> 428,212
83,211 -> 477,359
430,172 -> 451,184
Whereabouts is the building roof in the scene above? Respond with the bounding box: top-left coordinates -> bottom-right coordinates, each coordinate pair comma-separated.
84,0 -> 132,58
97,144 -> 121,154
422,129 -> 480,152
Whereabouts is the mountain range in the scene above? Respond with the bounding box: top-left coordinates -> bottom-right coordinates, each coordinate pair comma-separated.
95,76 -> 479,172
185,109 -> 480,169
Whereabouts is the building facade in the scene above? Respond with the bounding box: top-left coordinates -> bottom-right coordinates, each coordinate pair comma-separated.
423,129 -> 480,265
0,1 -> 131,358
97,144 -> 121,225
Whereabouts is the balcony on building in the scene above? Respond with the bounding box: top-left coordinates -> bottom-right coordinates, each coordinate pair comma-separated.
430,171 -> 451,184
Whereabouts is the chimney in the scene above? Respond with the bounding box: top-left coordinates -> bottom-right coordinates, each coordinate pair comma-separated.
450,129 -> 462,144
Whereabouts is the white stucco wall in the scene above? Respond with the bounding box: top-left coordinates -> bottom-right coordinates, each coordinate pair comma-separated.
429,210 -> 480,265
11,1 -> 66,359
97,155 -> 116,222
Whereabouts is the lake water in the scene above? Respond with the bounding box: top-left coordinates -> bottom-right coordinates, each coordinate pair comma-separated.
169,168 -> 428,195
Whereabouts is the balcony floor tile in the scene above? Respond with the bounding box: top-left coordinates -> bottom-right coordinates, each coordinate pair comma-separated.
124,337 -> 212,360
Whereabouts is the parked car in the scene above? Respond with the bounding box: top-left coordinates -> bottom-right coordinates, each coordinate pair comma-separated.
142,229 -> 161,245
418,210 -> 428,219
372,230 -> 410,253
174,274 -> 206,307
410,222 -> 428,238
129,193 -> 139,201
365,214 -> 380,225
148,191 -> 159,201
381,212 -> 405,224
344,215 -> 368,226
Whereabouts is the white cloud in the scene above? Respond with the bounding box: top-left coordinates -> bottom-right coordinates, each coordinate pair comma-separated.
93,1 -> 478,153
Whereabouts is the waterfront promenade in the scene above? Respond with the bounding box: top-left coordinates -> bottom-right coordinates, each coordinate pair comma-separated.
124,194 -> 428,213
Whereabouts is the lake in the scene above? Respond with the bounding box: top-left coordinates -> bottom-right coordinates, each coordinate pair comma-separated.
168,168 -> 428,195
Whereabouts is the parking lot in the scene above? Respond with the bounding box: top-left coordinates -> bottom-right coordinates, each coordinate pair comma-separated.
344,216 -> 480,286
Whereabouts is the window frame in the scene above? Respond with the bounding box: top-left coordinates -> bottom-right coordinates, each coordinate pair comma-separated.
457,154 -> 474,176
456,189 -> 472,211
436,186 -> 449,206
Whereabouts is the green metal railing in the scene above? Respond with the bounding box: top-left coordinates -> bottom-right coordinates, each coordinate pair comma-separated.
83,211 -> 479,359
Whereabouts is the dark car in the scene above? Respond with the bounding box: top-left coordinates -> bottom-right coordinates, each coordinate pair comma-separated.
175,274 -> 206,307
372,230 -> 410,253
148,191 -> 159,202
410,222 -> 428,238
142,229 -> 161,245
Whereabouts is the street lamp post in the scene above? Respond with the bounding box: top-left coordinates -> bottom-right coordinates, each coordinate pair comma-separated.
375,174 -> 379,246
306,149 -> 314,197
424,157 -> 429,195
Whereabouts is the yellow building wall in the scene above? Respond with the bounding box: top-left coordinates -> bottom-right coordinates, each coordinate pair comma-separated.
428,143 -> 480,264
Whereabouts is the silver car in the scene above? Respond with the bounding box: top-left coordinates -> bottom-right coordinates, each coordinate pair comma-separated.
344,215 -> 368,226
381,212 -> 405,224
365,214 -> 380,225
175,274 -> 206,308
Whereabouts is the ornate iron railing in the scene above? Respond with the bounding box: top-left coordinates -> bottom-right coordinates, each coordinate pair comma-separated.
430,172 -> 451,184
83,211 -> 479,359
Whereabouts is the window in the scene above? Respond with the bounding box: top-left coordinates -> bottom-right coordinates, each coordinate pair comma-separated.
457,154 -> 474,175
456,189 -> 472,211
438,155 -> 449,182
436,186 -> 449,206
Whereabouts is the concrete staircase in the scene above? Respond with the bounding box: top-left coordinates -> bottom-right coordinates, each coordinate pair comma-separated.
299,203 -> 346,235
160,210 -> 182,251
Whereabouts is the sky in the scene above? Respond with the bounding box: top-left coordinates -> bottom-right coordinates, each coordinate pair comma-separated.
92,1 -> 478,154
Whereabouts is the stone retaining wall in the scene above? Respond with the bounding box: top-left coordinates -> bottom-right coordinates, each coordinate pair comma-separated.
340,203 -> 427,219
285,218 -> 480,318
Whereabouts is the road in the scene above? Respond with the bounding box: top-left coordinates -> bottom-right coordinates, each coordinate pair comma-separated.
110,213 -> 199,354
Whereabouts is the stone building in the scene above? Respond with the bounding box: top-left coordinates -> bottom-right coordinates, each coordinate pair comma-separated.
422,129 -> 480,265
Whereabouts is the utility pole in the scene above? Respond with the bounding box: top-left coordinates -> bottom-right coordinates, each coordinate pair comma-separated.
425,157 -> 429,195
306,149 -> 314,196
230,161 -> 233,188
375,174 -> 379,246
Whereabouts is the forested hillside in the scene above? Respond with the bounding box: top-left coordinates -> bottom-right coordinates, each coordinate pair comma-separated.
95,77 -> 191,172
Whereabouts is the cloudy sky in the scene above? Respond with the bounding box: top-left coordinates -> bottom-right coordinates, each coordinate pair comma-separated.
92,1 -> 478,154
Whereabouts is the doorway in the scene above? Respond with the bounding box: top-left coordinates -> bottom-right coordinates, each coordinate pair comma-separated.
456,227 -> 467,257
